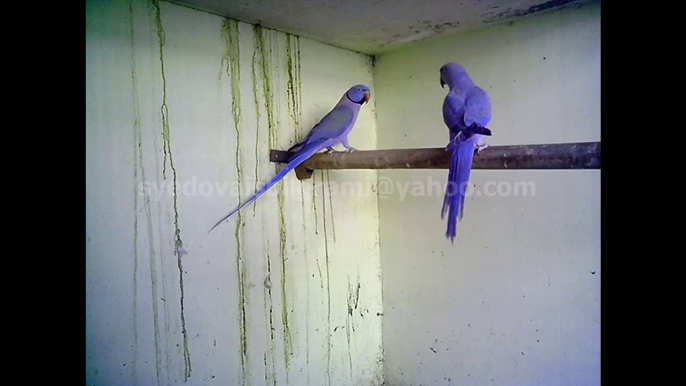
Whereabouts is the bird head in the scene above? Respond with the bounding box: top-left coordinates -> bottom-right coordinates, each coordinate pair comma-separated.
346,84 -> 371,105
440,62 -> 469,89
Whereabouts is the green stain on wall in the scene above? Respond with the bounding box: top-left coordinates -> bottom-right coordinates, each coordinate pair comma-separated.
320,172 -> 332,386
325,171 -> 336,243
354,281 -> 361,310
266,256 -> 277,386
345,279 -> 361,377
223,19 -> 243,127
251,30 -> 277,386
345,279 -> 354,377
255,24 -> 292,374
310,173 -> 324,290
285,34 -> 302,136
254,26 -> 276,148
312,175 -> 319,235
286,33 -> 311,384
152,0 -> 169,181
151,0 -> 191,381
278,194 -> 291,376
222,18 -> 250,385
250,43 -> 261,216
263,353 -> 269,385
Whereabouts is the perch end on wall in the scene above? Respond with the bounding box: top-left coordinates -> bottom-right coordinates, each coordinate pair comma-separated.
269,141 -> 600,180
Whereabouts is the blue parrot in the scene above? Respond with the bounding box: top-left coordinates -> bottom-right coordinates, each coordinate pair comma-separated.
439,63 -> 492,242
209,84 -> 370,233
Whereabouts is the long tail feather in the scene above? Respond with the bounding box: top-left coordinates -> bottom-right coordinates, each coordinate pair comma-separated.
445,138 -> 475,242
208,138 -> 332,233
442,133 -> 459,218
441,148 -> 456,219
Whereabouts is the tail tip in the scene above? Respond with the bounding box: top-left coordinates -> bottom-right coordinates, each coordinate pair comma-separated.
446,228 -> 457,243
208,221 -> 222,234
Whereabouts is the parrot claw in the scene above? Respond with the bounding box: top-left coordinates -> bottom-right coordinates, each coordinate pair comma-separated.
325,147 -> 335,154
474,143 -> 488,155
344,147 -> 357,153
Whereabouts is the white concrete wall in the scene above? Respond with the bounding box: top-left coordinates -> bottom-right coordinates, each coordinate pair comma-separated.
373,3 -> 600,386
85,1 -> 382,385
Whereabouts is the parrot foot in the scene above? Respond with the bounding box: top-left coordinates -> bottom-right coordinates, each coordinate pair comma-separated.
325,147 -> 336,154
344,146 -> 357,153
474,143 -> 488,155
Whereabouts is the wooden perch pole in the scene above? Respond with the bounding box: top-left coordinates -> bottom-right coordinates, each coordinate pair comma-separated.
269,141 -> 600,180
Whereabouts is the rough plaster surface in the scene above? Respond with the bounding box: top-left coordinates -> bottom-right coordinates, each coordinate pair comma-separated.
168,0 -> 595,54
373,3 -> 600,385
86,1 -> 382,385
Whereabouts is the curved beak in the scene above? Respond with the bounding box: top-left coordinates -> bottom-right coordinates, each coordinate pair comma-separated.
440,78 -> 446,88
363,91 -> 370,104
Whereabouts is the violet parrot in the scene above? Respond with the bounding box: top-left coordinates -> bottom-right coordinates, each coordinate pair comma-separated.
439,63 -> 492,242
209,84 -> 370,233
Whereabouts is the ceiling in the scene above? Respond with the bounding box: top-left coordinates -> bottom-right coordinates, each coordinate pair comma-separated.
167,0 -> 596,55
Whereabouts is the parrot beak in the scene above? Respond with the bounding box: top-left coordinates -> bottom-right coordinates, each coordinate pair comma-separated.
440,78 -> 446,88
363,91 -> 370,104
